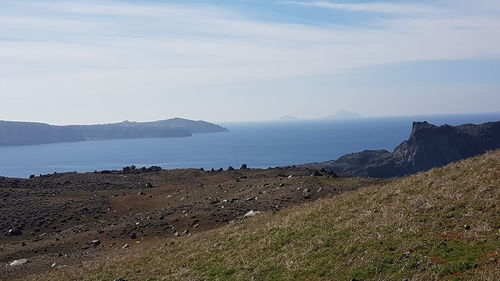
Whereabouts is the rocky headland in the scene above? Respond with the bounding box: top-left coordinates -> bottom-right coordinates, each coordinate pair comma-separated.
305,121 -> 500,178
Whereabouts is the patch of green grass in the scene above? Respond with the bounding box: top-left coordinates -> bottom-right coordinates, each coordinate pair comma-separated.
304,176 -> 388,188
428,239 -> 495,277
193,257 -> 238,279
444,204 -> 467,219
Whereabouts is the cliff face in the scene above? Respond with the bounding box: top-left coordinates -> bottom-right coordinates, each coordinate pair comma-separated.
0,118 -> 228,146
310,121 -> 500,178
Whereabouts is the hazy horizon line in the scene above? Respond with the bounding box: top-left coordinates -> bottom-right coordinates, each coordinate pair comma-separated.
2,111 -> 500,126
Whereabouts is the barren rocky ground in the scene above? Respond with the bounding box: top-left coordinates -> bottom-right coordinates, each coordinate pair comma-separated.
0,166 -> 385,280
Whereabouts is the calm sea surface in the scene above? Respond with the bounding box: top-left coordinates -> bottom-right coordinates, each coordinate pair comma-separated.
0,114 -> 499,178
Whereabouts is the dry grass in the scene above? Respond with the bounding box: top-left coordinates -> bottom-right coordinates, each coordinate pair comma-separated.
27,151 -> 500,281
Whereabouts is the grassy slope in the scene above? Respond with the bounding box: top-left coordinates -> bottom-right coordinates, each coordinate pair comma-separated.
35,152 -> 499,281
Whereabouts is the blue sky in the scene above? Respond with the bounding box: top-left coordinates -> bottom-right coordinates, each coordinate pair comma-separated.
1,0 -> 500,124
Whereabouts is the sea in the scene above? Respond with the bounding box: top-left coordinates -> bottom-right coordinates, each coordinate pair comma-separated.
0,113 -> 499,178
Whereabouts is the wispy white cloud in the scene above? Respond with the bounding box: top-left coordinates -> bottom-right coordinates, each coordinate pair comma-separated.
48,2 -> 167,16
40,1 -> 241,26
285,1 -> 442,15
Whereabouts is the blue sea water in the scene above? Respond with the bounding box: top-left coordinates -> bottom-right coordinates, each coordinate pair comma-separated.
0,114 -> 499,178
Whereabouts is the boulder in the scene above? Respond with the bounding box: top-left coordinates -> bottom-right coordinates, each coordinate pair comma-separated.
6,228 -> 23,236
311,170 -> 323,177
9,258 -> 29,266
244,210 -> 262,218
91,240 -> 101,247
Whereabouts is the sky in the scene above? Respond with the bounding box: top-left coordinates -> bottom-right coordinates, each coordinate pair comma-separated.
1,0 -> 500,124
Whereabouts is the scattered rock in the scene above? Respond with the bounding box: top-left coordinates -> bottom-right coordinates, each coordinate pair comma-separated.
91,240 -> 101,247
302,188 -> 311,199
244,210 -> 262,218
311,170 -> 323,177
240,164 -> 248,170
329,173 -> 339,178
9,258 -> 29,266
0,156 -> 370,280
6,228 -> 23,236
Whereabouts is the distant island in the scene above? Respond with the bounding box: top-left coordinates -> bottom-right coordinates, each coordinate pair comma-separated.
277,111 -> 363,121
320,110 -> 363,120
278,115 -> 300,121
0,118 -> 228,146
305,120 -> 500,178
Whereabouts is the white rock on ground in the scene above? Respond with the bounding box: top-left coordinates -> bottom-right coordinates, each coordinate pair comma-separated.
244,210 -> 262,218
9,259 -> 29,266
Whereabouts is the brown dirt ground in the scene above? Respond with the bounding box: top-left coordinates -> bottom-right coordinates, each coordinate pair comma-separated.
0,167 -> 385,280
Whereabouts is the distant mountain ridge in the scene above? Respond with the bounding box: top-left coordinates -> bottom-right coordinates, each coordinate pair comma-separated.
278,115 -> 300,121
0,118 -> 228,146
305,120 -> 500,178
321,110 -> 363,120
277,111 -> 363,121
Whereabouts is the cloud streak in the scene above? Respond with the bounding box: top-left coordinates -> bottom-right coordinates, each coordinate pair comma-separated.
286,1 -> 441,15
